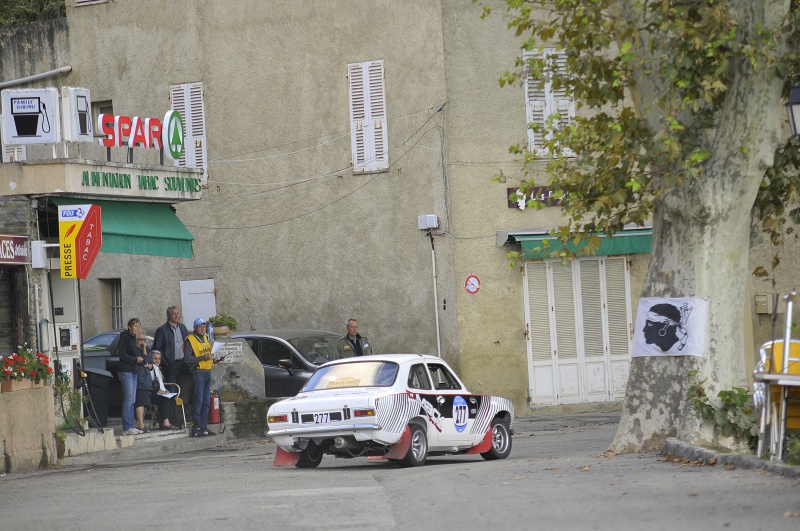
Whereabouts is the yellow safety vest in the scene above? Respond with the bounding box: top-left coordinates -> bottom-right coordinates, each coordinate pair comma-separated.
186,334 -> 213,370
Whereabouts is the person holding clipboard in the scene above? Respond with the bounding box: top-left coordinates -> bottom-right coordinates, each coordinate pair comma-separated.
184,318 -> 224,437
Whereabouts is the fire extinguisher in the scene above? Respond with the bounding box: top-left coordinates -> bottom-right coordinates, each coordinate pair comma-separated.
209,390 -> 221,424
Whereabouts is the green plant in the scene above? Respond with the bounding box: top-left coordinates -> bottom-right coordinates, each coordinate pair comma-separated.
687,370 -> 758,450
786,435 -> 800,466
209,313 -> 238,331
53,377 -> 87,428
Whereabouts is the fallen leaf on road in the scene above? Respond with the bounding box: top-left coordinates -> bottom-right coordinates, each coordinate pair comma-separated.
599,450 -> 617,458
579,466 -> 591,471
784,511 -> 800,518
707,458 -> 717,465
688,492 -> 698,497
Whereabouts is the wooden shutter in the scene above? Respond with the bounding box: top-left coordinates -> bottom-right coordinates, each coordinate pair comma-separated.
526,262 -> 552,362
524,49 -> 573,157
170,82 -> 208,182
348,60 -> 388,173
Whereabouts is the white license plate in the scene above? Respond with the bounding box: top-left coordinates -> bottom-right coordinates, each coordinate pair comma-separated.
313,413 -> 329,424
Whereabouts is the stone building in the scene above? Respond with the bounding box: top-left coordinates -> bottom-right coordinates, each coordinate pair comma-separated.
0,0 -> 784,413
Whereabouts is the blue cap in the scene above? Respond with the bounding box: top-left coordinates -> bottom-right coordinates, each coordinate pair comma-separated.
193,317 -> 207,327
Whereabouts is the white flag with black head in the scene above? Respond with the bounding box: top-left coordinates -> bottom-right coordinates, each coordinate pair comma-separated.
632,297 -> 709,357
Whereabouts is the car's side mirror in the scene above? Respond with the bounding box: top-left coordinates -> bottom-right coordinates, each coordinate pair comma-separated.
277,359 -> 294,375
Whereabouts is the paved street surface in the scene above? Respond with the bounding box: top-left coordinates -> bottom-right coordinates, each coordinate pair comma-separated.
2,411 -> 798,530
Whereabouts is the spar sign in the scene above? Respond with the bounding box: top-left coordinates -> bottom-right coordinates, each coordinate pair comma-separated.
58,204 -> 102,279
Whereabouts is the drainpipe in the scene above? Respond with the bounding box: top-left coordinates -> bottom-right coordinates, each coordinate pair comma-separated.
0,66 -> 72,89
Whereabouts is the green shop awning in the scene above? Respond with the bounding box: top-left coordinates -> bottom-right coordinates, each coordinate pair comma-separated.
499,226 -> 652,259
50,198 -> 194,258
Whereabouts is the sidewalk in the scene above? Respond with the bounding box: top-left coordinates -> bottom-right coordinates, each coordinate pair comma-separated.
60,416 -> 232,467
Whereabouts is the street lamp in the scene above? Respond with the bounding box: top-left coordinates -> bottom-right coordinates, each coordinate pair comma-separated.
786,85 -> 800,137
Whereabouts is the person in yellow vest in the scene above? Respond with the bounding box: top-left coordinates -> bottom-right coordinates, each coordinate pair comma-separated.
183,317 -> 222,437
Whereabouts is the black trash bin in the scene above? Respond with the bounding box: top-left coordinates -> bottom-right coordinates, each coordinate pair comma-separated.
84,367 -> 113,428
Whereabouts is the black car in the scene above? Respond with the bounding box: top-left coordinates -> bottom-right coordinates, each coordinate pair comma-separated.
231,329 -> 341,397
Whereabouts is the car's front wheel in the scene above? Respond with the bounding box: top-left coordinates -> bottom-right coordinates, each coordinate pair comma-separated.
480,417 -> 512,460
295,441 -> 324,468
398,423 -> 427,467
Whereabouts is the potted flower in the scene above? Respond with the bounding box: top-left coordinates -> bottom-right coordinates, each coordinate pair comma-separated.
209,313 -> 238,336
1,344 -> 53,392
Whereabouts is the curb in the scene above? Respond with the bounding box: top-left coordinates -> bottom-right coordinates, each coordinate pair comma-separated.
61,429 -> 232,467
665,438 -> 800,479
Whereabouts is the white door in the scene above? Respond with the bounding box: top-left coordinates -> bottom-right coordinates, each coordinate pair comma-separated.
180,279 -> 216,328
524,257 -> 631,406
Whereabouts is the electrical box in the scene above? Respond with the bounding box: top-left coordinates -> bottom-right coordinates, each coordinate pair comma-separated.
418,214 -> 439,230
754,294 -> 784,315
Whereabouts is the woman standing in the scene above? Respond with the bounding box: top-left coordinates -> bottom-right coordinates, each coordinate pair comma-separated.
117,317 -> 145,435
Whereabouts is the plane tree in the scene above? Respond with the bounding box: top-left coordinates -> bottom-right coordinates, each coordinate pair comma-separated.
482,0 -> 800,451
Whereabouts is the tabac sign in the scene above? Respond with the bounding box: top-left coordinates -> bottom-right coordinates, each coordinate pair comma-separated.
58,204 -> 102,279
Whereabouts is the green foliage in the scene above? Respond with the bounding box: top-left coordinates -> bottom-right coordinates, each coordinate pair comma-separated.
53,376 -> 87,428
209,313 -> 238,331
478,0 -> 800,260
0,0 -> 64,26
786,434 -> 800,465
687,370 -> 758,450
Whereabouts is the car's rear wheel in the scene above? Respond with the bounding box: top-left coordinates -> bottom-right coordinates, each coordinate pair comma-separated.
398,423 -> 427,467
480,417 -> 512,460
295,441 -> 324,468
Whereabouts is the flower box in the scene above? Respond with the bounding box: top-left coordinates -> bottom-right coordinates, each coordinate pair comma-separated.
1,379 -> 31,392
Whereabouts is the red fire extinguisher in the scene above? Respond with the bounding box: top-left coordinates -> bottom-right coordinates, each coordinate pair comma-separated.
209,390 -> 221,424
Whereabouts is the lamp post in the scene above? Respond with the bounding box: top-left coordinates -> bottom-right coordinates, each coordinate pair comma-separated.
786,85 -> 800,137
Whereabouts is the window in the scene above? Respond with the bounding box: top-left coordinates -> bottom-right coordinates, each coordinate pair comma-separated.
92,100 -> 113,138
348,60 -> 388,173
170,82 -> 207,181
408,363 -> 432,390
524,49 -> 575,157
251,338 -> 294,366
427,363 -> 462,391
99,278 -> 122,329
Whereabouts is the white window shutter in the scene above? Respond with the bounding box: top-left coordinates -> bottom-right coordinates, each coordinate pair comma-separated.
349,60 -> 388,172
170,82 -> 208,182
524,49 -> 573,158
2,144 -> 26,163
188,82 -> 208,181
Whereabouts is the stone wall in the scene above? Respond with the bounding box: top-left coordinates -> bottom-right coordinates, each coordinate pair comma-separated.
0,385 -> 57,473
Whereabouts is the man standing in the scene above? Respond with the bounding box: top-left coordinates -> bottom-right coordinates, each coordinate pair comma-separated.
336,318 -> 373,359
153,306 -> 189,385
184,317 -> 221,437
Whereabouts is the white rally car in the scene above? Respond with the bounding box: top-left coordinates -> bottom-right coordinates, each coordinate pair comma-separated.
266,354 -> 514,468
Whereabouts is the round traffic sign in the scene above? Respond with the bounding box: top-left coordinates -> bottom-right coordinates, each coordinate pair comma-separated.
465,274 -> 481,295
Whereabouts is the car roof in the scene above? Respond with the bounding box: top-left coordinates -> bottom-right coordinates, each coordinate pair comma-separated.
324,353 -> 441,365
231,329 -> 340,340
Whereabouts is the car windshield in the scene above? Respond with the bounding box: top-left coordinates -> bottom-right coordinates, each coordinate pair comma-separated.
302,361 -> 399,390
287,334 -> 340,365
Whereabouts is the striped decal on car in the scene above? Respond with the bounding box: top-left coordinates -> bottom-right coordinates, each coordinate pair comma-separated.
375,393 -> 421,434
470,396 -> 514,435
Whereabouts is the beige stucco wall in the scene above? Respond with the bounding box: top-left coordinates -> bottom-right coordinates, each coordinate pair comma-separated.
0,385 -> 57,472
1,2 -> 460,365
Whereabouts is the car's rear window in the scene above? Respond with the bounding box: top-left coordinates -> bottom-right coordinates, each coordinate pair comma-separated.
303,361 -> 399,390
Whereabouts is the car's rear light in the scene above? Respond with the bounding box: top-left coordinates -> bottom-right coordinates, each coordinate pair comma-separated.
353,409 -> 375,417
268,414 -> 288,423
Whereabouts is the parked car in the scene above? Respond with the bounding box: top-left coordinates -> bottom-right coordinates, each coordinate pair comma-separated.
231,329 -> 340,398
82,330 -> 153,414
266,354 -> 514,468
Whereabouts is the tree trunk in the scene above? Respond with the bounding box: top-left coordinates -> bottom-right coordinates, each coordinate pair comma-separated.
610,8 -> 787,450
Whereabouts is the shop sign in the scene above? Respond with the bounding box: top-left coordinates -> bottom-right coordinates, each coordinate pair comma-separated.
97,109 -> 184,160
1,88 -> 61,145
0,235 -> 30,265
58,204 -> 102,279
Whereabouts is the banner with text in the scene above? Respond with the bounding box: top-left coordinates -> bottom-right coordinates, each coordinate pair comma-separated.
58,204 -> 102,279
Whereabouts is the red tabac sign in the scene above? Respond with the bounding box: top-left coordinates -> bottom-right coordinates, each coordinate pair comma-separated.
58,204 -> 102,279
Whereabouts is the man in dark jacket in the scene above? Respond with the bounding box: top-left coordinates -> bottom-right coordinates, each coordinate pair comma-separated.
153,306 -> 189,385
335,318 -> 373,359
117,317 -> 146,435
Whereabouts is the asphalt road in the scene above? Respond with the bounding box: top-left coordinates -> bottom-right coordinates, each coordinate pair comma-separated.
2,411 -> 798,530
